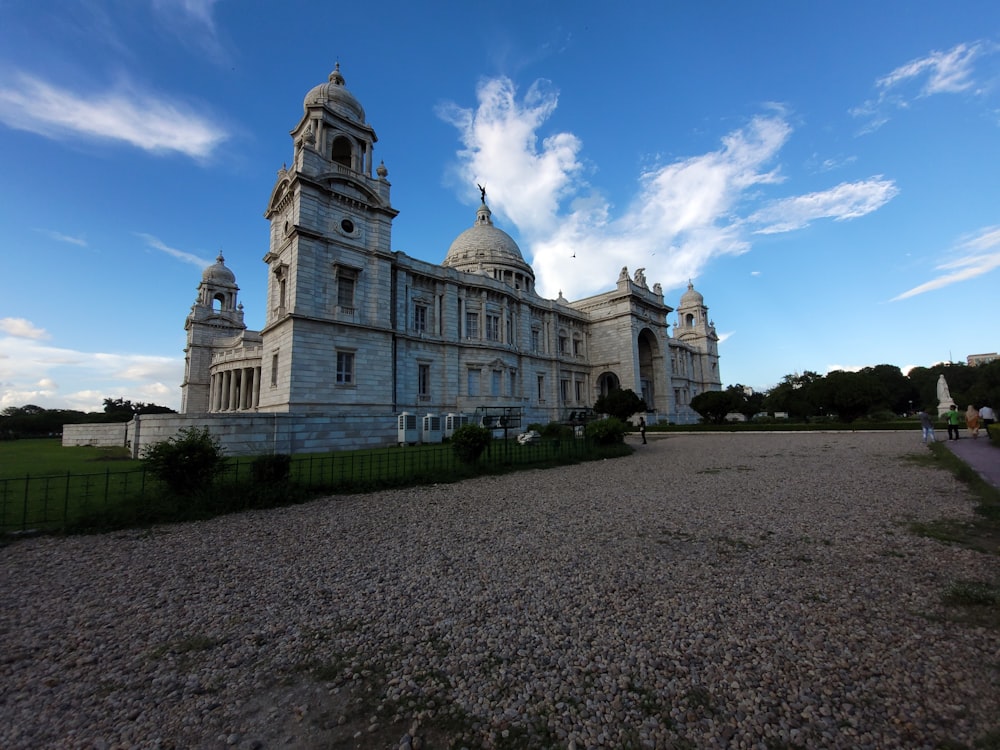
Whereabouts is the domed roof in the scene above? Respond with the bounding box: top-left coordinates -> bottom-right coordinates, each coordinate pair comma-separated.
303,63 -> 365,123
443,204 -> 532,278
202,254 -> 236,286
680,281 -> 704,307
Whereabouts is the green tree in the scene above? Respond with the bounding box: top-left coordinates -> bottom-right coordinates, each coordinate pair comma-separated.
727,384 -> 765,422
690,389 -> 738,424
812,370 -> 888,423
594,388 -> 647,422
763,371 -> 823,420
861,364 -> 917,414
103,397 -> 176,421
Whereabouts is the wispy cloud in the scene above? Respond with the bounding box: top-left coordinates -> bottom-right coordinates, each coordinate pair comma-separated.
441,77 -> 894,300
34,228 -> 88,247
0,73 -> 228,159
891,225 -> 1000,300
852,41 -> 992,132
0,317 -> 50,340
748,177 -> 899,234
151,0 -> 227,61
135,232 -> 214,268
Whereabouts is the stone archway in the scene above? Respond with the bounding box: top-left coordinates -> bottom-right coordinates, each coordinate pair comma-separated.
597,371 -> 620,398
637,328 -> 660,408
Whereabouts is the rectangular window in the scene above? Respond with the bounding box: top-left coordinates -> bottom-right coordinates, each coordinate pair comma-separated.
531,329 -> 540,353
573,338 -> 581,356
492,370 -> 502,397
509,370 -> 517,398
418,363 -> 430,399
537,374 -> 545,402
337,275 -> 355,313
336,351 -> 354,384
414,303 -> 427,333
575,380 -> 583,402
467,368 -> 481,397
271,353 -> 279,386
560,379 -> 569,403
485,314 -> 500,342
465,311 -> 479,339
559,335 -> 568,354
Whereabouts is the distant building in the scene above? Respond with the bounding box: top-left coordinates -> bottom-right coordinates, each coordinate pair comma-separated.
967,353 -> 999,367
69,66 -> 723,456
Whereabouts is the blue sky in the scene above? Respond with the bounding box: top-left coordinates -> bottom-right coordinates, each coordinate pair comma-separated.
1,1 -> 998,412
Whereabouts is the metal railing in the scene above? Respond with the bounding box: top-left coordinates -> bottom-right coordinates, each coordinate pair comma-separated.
1,437 -> 599,535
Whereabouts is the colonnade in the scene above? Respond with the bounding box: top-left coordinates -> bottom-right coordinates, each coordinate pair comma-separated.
209,366 -> 261,412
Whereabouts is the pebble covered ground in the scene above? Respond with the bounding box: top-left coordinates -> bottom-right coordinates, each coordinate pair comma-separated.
1,431 -> 998,749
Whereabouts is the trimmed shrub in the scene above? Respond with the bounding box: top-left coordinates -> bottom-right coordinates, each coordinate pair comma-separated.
141,427 -> 225,497
585,417 -> 628,445
252,453 -> 291,484
451,423 -> 492,464
540,421 -> 574,440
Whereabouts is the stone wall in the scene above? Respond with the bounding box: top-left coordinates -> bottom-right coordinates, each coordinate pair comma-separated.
117,412 -> 407,458
62,423 -> 128,448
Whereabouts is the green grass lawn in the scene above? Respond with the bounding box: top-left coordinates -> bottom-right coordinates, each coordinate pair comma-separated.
0,439 -> 139,479
0,436 -> 620,535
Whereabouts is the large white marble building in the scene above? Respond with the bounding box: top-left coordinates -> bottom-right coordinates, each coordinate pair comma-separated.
176,65 -> 721,448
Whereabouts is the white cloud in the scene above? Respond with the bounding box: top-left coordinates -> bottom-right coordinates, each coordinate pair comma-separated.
0,73 -> 228,159
852,41 -> 992,132
441,77 -> 892,301
35,228 -> 88,247
0,334 -> 182,412
153,0 -> 221,31
135,232 -> 214,268
748,177 -> 899,234
877,42 -> 982,96
891,225 -> 1000,301
0,317 -> 49,340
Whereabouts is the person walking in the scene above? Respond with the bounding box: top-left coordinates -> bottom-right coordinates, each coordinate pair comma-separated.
966,404 -> 981,439
980,404 -> 996,432
945,404 -> 961,440
917,409 -> 936,444
639,416 -> 647,444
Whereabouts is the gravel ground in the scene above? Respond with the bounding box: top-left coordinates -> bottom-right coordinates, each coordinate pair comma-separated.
1,431 -> 998,750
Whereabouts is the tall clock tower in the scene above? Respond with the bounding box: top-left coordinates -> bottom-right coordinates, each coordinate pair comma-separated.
258,65 -> 399,412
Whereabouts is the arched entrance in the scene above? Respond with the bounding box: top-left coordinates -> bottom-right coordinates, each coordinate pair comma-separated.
637,328 -> 660,408
597,371 -> 620,397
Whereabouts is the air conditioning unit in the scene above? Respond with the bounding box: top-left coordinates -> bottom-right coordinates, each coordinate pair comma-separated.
444,413 -> 470,438
422,413 -> 443,444
397,412 -> 418,445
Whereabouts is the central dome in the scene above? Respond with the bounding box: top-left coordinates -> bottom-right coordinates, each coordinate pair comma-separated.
303,63 -> 365,123
443,204 -> 534,289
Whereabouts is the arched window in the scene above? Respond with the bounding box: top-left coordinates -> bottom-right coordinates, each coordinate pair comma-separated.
685,313 -> 696,327
331,136 -> 352,169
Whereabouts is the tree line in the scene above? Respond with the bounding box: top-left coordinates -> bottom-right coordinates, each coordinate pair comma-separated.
691,361 -> 1000,425
0,398 -> 176,439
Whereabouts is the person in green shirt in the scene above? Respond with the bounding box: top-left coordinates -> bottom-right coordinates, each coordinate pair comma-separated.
945,404 -> 961,440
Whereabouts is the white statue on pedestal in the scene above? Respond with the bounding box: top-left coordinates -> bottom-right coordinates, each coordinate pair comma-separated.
936,374 -> 954,416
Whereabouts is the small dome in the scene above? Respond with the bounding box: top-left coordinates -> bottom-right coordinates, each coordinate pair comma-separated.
680,281 -> 704,307
202,254 -> 236,286
443,204 -> 533,280
304,63 -> 365,123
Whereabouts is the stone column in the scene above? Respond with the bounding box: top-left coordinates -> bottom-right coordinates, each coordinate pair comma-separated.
251,366 -> 261,408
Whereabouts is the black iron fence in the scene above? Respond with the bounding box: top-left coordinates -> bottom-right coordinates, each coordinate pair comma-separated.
1,436 -> 600,535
